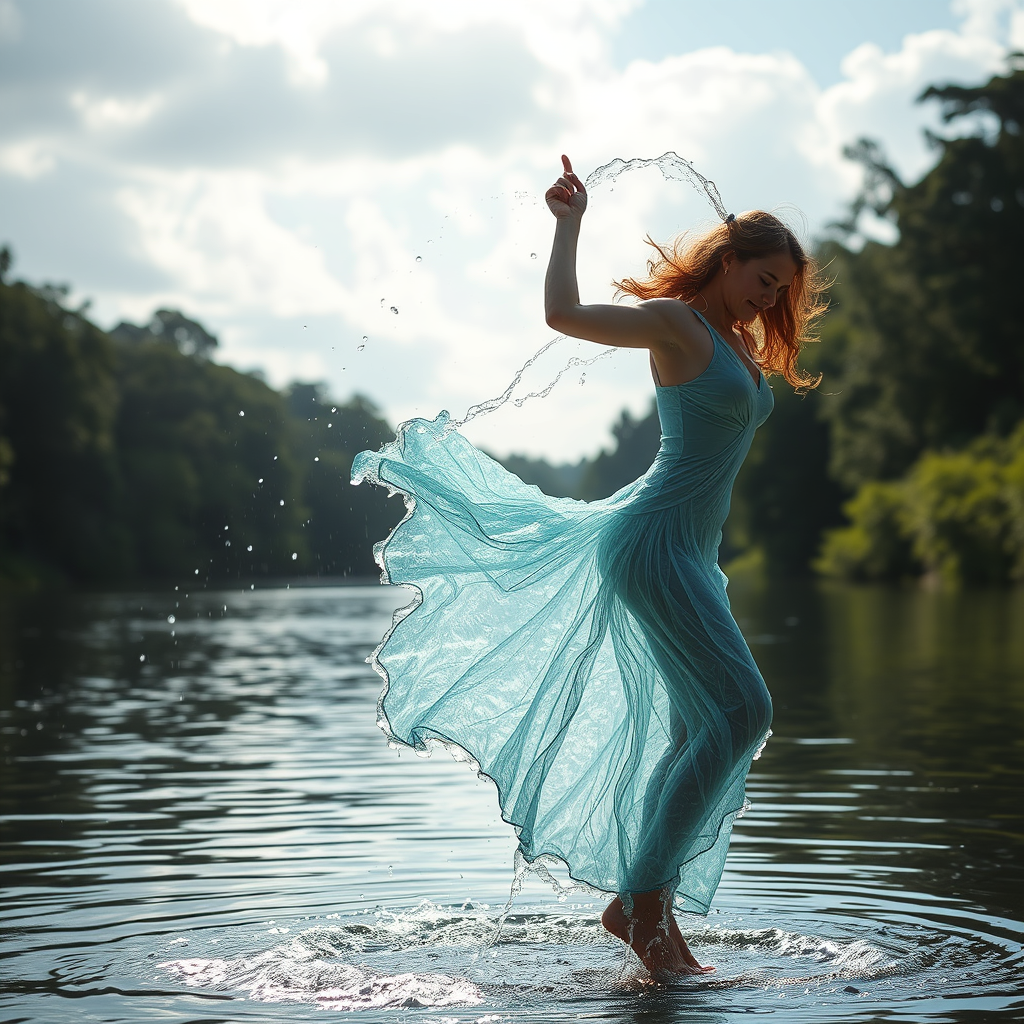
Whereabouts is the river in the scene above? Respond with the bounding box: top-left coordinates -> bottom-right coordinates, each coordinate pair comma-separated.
1,581 -> 1022,1021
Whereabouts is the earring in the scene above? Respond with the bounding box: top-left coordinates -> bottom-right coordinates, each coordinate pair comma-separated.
695,292 -> 709,313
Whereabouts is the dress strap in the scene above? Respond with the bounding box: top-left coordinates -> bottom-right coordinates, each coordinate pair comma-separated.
689,305 -> 720,342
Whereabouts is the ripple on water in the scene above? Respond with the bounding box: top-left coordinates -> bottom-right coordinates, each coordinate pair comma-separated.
158,900 -> 1023,1017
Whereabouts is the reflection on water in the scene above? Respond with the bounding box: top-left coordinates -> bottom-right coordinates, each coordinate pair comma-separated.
1,581 -> 1022,1021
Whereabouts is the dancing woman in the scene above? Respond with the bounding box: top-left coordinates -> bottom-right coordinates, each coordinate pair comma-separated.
352,154 -> 826,978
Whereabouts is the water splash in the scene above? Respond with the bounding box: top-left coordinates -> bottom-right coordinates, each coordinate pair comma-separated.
585,151 -> 730,222
449,341 -> 616,431
450,152 -> 729,431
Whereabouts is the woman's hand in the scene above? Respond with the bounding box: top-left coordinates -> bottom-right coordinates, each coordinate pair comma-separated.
545,154 -> 587,220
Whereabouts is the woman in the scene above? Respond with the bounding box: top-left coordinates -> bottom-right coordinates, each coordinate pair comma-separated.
351,154 -> 826,978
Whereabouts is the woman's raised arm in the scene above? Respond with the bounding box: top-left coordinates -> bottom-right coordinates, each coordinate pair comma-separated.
543,155 -> 682,352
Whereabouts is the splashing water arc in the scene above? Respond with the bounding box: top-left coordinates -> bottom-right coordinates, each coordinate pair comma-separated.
452,152 -> 730,430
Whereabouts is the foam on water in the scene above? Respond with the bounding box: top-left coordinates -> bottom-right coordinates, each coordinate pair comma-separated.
157,900 -> 1020,1016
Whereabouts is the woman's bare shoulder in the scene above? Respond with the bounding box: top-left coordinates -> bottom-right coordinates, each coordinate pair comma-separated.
638,298 -> 709,351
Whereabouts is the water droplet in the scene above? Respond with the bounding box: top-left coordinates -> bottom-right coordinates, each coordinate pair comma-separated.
194,569 -> 199,575
415,256 -> 422,262
530,252 -> 537,259
579,373 -> 586,385
250,583 -> 255,591
291,552 -> 298,561
223,525 -> 229,531
139,654 -> 145,662
314,456 -> 319,462
380,297 -> 385,307
279,499 -> 285,506
357,344 -> 365,352
224,539 -> 231,547
167,614 -> 175,624
223,605 -> 227,612
303,324 -> 307,329
238,410 -> 245,417
331,406 -> 337,413
390,306 -> 398,315
247,545 -> 252,552
273,455 -> 278,461
327,422 -> 332,428
258,477 -> 263,484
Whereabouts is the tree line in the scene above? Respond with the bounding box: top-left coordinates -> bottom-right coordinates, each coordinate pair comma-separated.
0,273 -> 402,586
1,60 -> 1021,588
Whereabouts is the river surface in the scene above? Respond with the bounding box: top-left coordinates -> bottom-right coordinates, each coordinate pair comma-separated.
1,581 -> 1022,1022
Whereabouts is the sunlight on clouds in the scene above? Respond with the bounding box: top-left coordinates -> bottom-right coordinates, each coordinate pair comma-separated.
2,0 -> 1019,460
117,3 -> 1019,457
117,172 -> 352,318
0,140 -> 54,178
0,0 -> 20,43
175,0 -> 638,83
71,91 -> 164,131
825,29 -> 1005,181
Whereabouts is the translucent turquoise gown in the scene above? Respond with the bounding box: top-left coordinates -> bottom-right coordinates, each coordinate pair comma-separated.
351,309 -> 774,914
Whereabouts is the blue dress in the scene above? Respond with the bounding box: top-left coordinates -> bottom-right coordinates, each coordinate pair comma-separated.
351,308 -> 774,914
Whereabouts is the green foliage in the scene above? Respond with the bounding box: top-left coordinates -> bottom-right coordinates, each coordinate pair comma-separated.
726,372 -> 845,575
111,309 -> 218,360
285,384 -> 404,577
495,404 -> 662,503
114,341 -> 308,581
496,453 -> 586,499
577,405 -> 662,501
817,423 -> 1024,586
0,272 -> 402,585
0,276 -> 127,581
821,58 -> 1024,490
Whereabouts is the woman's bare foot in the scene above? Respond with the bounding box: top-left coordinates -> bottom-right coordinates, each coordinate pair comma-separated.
602,892 -> 714,978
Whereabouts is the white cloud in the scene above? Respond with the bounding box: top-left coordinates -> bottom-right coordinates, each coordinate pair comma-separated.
71,91 -> 164,132
0,139 -> 54,178
0,0 -> 21,43
116,170 -> 352,317
1,0 -> 1020,460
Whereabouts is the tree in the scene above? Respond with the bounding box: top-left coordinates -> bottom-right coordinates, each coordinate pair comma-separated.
578,404 -> 662,500
286,384 -> 404,577
816,421 -> 1024,586
111,309 -> 218,360
113,341 -> 309,581
0,271 -> 129,581
821,57 -> 1024,490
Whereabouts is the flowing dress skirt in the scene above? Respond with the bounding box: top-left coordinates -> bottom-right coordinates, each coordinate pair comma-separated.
352,325 -> 775,912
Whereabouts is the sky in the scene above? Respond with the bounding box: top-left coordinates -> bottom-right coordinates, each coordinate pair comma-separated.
1,0 -> 1022,462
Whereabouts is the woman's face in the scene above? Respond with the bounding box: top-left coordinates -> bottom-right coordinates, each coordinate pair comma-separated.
723,250 -> 798,323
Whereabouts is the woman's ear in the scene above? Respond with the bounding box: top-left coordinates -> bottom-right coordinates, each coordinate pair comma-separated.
722,252 -> 735,276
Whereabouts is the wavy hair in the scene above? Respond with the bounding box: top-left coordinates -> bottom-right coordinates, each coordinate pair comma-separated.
615,211 -> 828,388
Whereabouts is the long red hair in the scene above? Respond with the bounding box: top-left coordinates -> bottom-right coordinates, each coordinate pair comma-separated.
615,211 -> 828,388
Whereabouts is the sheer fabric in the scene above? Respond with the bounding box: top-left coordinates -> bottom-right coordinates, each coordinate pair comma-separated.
351,310 -> 774,913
